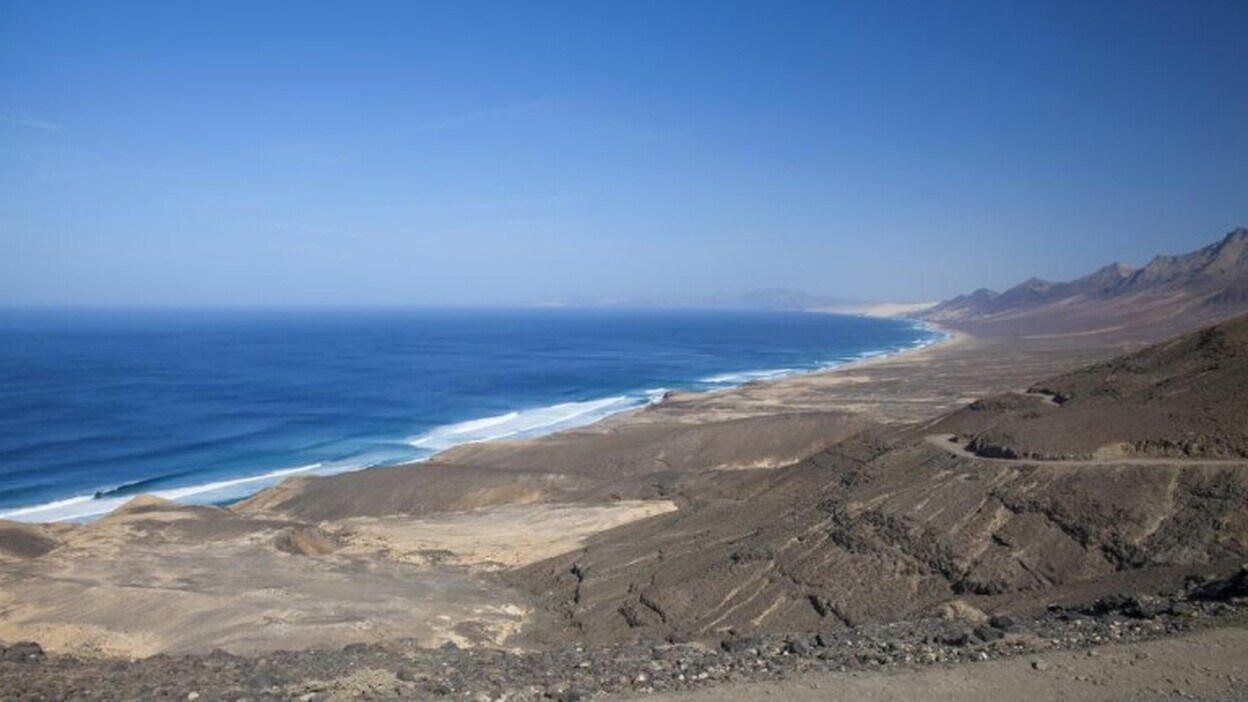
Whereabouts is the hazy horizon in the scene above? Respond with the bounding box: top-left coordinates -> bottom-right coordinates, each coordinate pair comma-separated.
3,1 -> 1246,307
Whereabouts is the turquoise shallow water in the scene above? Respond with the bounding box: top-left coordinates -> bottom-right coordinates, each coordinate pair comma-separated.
0,307 -> 941,522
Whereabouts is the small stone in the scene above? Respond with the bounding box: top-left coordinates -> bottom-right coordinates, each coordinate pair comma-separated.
943,632 -> 972,647
187,693 -> 200,701
1123,596 -> 1165,619
787,638 -> 812,656
720,635 -> 764,655
247,673 -> 278,691
988,615 -> 1017,631
1032,660 -> 1050,671
973,625 -> 1003,643
1,641 -> 44,662
1169,601 -> 1195,616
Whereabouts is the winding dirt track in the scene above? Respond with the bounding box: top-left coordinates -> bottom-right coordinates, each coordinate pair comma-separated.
924,434 -> 1248,467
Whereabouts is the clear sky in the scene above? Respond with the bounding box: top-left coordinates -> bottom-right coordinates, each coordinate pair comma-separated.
2,1 -> 1246,306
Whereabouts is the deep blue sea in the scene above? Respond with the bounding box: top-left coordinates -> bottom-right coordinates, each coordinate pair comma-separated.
0,308 -> 941,522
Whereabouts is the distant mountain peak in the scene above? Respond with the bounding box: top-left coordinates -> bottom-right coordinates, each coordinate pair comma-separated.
921,227 -> 1248,333
1211,225 -> 1248,256
1079,262 -> 1135,289
735,288 -> 837,310
999,277 -> 1056,299
1094,262 -> 1135,276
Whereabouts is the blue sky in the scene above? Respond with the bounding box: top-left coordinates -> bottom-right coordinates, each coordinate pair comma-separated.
2,0 -> 1246,306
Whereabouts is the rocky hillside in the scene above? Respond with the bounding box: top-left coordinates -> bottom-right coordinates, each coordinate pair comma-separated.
509,317 -> 1248,646
922,227 -> 1248,338
933,313 -> 1248,460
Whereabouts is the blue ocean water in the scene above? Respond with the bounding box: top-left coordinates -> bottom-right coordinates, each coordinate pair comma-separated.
0,308 -> 941,522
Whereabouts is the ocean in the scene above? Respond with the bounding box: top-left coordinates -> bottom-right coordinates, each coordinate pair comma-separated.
0,308 -> 942,522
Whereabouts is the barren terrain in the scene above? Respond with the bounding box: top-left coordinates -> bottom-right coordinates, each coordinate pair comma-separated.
4,297 -> 1248,700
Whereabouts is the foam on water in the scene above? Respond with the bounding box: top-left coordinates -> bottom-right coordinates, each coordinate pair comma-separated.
699,368 -> 797,385
0,310 -> 947,524
409,395 -> 645,451
0,463 -> 323,523
3,393 -> 673,524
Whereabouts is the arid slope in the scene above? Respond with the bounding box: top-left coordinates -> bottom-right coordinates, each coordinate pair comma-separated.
509,316 -> 1248,646
933,314 -> 1248,460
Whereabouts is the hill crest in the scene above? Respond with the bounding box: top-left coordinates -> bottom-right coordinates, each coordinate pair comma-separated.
922,227 -> 1248,337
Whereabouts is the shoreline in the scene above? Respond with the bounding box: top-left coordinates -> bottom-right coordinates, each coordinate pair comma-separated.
5,310 -> 1237,663
2,315 -> 952,524
576,318 -> 961,429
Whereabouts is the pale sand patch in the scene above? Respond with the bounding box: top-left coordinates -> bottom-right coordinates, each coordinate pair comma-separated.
0,527 -> 531,657
0,500 -> 678,656
329,500 -> 679,571
586,328 -> 978,427
814,301 -> 939,317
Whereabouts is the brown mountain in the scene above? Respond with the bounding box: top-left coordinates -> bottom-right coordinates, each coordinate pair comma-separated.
509,314 -> 1248,644
922,227 -> 1248,339
933,315 -> 1248,460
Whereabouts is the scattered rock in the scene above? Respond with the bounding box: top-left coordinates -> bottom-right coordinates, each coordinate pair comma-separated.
0,641 -> 43,662
988,614 -> 1017,631
1189,565 -> 1248,601
973,625 -> 1004,643
1168,601 -> 1195,617
787,638 -> 812,656
721,635 -> 764,654
247,672 -> 279,690
942,631 -> 972,647
0,599 -> 1242,700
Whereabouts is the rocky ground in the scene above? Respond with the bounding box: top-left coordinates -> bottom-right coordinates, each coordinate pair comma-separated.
3,570 -> 1246,701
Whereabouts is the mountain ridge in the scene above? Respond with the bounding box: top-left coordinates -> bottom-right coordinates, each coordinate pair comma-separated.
922,227 -> 1248,337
